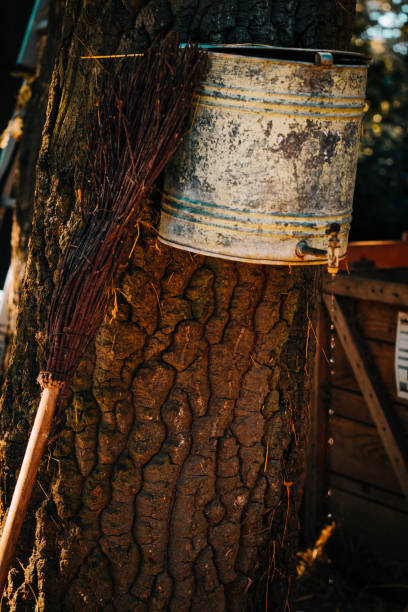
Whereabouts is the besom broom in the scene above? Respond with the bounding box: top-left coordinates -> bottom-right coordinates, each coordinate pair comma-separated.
0,34 -> 206,595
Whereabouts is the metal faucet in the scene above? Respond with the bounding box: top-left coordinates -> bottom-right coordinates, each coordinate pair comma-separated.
295,241 -> 327,258
295,223 -> 341,275
326,223 -> 341,276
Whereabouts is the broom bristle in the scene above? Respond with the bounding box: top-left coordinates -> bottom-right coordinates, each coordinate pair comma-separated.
43,34 -> 207,383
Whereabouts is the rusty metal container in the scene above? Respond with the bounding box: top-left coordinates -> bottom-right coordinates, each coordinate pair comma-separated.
159,45 -> 370,266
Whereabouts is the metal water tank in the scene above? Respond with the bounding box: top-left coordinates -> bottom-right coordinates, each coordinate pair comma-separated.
159,45 -> 370,268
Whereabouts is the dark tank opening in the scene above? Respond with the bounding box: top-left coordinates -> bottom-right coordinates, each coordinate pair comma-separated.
191,44 -> 370,66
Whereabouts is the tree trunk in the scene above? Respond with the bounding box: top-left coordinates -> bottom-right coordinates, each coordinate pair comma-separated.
0,1 -> 355,610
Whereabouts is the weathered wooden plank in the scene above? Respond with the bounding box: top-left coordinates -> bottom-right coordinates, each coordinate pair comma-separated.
323,273 -> 408,307
328,415 -> 403,495
355,299 -> 400,344
329,472 -> 408,515
322,293 -> 408,500
332,336 -> 408,405
343,240 -> 408,270
0,143 -> 19,202
329,487 -> 408,558
330,387 -> 408,431
0,198 -> 15,209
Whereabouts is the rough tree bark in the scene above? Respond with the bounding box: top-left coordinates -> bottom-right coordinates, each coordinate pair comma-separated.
0,1 -> 355,610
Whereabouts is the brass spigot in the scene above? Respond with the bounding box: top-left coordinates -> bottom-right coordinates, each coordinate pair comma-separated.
326,223 -> 341,276
294,223 -> 341,273
295,240 -> 327,258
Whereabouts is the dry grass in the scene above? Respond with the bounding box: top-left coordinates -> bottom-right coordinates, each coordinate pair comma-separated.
296,528 -> 408,612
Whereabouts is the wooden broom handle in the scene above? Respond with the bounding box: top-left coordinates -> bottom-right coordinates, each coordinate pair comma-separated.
0,387 -> 59,595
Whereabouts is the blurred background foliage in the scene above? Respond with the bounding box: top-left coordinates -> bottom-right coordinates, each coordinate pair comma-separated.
351,0 -> 408,240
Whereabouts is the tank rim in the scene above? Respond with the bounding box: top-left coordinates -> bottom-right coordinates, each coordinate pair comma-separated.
180,43 -> 371,66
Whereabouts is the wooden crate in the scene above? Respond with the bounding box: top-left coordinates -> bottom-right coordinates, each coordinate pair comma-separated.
304,247 -> 408,557
340,240 -> 408,270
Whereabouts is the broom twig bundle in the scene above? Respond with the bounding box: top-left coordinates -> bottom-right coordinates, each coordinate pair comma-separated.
0,33 -> 207,595
46,34 -> 206,382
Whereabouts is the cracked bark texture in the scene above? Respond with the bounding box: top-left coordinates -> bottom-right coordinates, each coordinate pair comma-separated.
0,0 -> 355,610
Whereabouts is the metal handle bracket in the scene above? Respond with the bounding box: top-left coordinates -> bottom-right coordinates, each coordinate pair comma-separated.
315,52 -> 333,66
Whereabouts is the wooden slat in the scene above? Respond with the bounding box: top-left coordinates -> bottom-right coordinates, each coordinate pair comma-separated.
0,198 -> 15,209
332,336 -> 408,405
330,387 -> 408,430
342,240 -> 408,270
328,415 -> 402,495
0,141 -> 19,198
323,273 -> 408,307
329,472 -> 408,515
322,293 -> 408,501
329,487 -> 408,558
355,299 -> 400,344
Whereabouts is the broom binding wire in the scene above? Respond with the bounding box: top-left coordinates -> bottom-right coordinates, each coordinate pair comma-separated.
37,371 -> 66,390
